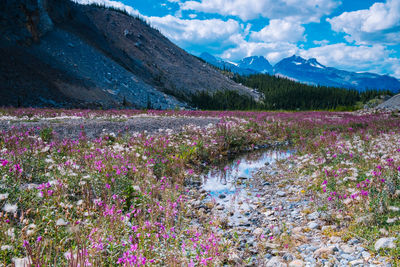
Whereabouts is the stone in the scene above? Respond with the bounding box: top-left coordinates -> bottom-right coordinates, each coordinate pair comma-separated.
313,246 -> 335,258
292,227 -> 303,235
266,256 -> 286,267
341,244 -> 355,254
228,252 -> 241,264
289,259 -> 305,267
253,228 -> 263,237
308,221 -> 319,229
276,191 -> 286,197
374,237 -> 396,251
218,194 -> 226,199
361,251 -> 371,260
349,259 -> 364,266
307,211 -> 319,220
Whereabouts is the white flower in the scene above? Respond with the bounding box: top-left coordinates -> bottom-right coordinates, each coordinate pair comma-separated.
5,228 -> 15,240
56,218 -> 68,226
0,193 -> 9,200
3,203 -> 17,213
12,257 -> 30,267
1,245 -> 13,251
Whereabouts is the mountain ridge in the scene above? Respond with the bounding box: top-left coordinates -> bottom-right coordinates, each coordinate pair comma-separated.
200,53 -> 400,92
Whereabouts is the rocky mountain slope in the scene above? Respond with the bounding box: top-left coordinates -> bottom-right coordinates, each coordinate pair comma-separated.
0,0 -> 255,109
376,94 -> 400,110
201,53 -> 400,92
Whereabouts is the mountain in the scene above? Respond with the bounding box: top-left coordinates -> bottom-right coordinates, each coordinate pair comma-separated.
201,53 -> 400,92
238,56 -> 273,74
274,55 -> 400,92
200,52 -> 256,76
0,0 -> 255,109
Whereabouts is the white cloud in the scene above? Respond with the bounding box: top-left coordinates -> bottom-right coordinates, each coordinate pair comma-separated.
147,15 -> 241,45
250,19 -> 305,43
221,41 -> 298,63
299,43 -> 400,77
327,0 -> 400,44
181,0 -> 341,22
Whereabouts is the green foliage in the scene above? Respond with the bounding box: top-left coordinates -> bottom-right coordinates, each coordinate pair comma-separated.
233,73 -> 393,111
39,128 -> 53,143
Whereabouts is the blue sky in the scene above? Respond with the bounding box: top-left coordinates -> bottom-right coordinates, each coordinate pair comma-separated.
77,0 -> 400,78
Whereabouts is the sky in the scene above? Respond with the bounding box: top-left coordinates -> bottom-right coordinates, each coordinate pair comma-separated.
76,0 -> 400,78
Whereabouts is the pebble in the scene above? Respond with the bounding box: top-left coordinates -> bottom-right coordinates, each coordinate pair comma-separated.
289,259 -> 305,267
308,222 -> 319,229
349,259 -> 364,266
266,256 -> 286,267
313,246 -> 335,258
276,191 -> 286,197
340,244 -> 355,254
374,237 -> 397,251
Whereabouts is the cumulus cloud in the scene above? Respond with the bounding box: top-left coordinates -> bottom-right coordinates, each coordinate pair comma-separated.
181,0 -> 341,22
251,19 -> 305,43
221,41 -> 298,63
147,15 -> 241,45
327,0 -> 400,44
299,43 -> 400,77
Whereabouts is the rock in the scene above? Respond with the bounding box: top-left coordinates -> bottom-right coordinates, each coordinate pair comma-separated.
265,243 -> 279,249
341,244 -> 355,254
266,256 -> 286,267
361,251 -> 371,260
228,252 -> 241,264
374,237 -> 396,251
283,253 -> 294,261
292,227 -> 303,235
289,259 -> 305,267
313,246 -> 335,258
253,228 -> 263,237
218,194 -> 226,199
308,222 -> 319,229
276,191 -> 286,197
307,211 -> 319,220
349,259 -> 364,266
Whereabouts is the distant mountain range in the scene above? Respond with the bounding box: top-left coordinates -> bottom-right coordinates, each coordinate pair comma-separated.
200,53 -> 400,92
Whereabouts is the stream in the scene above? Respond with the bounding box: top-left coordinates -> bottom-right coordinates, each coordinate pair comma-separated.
201,149 -> 292,227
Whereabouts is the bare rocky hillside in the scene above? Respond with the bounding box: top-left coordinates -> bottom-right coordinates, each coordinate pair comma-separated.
0,0 -> 255,109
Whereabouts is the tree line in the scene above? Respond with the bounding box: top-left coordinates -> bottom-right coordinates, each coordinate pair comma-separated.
190,73 -> 393,111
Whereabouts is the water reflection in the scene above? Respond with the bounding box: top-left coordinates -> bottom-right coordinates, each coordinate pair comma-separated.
201,149 -> 292,226
202,150 -> 292,197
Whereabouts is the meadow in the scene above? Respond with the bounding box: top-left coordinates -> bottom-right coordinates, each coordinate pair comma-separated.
0,108 -> 399,266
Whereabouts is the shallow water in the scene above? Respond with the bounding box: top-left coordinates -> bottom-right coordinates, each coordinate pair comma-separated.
202,149 -> 292,226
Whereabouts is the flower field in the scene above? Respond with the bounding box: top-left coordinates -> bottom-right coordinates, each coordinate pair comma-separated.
0,108 -> 399,266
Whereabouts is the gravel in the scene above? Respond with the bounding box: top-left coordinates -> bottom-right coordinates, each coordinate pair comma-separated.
0,116 -> 220,140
